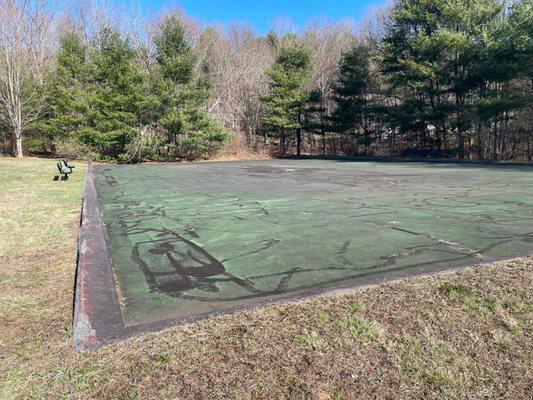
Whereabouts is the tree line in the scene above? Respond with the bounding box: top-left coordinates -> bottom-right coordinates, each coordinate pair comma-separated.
0,0 -> 531,161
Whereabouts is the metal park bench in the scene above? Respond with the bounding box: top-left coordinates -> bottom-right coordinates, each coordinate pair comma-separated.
55,159 -> 75,181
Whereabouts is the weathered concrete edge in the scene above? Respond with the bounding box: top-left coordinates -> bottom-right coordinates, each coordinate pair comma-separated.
73,165 -> 124,350
83,251 -> 532,350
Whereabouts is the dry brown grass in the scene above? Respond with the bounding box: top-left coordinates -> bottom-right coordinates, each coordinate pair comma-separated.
1,157 -> 532,399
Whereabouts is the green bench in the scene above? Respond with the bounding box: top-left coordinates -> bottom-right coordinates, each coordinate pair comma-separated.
55,159 -> 75,181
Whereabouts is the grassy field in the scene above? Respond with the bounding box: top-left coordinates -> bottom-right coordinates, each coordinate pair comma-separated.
0,157 -> 532,399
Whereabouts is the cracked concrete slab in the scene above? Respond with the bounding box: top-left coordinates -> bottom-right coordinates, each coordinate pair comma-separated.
74,159 -> 533,349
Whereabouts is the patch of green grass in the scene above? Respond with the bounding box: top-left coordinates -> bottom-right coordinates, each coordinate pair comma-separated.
483,297 -> 498,312
439,282 -> 473,300
295,329 -> 326,352
334,315 -> 385,343
314,311 -> 331,326
137,362 -> 149,373
349,302 -> 362,312
394,333 -> 470,394
156,353 -> 172,364
11,346 -> 27,358
439,282 -> 517,321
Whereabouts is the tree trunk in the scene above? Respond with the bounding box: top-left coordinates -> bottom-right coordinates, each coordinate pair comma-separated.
296,112 -> 302,157
527,134 -> 531,161
492,118 -> 498,161
13,126 -> 23,157
443,128 -> 447,155
458,127 -> 465,159
279,130 -> 286,156
435,126 -> 442,156
388,133 -> 393,156
296,128 -> 301,157
476,121 -> 482,159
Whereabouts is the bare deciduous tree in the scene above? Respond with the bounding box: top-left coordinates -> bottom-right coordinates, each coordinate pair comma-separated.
303,19 -> 355,99
198,23 -> 275,144
0,0 -> 55,157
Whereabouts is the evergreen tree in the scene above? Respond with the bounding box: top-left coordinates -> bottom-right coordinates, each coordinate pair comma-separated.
40,32 -> 90,153
43,28 -> 147,160
262,37 -> 312,156
82,28 -> 148,160
331,44 -> 374,156
381,0 -> 452,156
474,0 -> 533,159
302,89 -> 329,155
31,1 -> 532,162
153,16 -> 227,159
380,0 -> 519,158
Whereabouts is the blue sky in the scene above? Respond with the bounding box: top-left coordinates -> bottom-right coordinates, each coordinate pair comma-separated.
133,0 -> 385,33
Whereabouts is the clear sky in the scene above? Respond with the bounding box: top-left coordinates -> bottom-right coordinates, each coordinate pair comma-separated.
133,0 -> 385,33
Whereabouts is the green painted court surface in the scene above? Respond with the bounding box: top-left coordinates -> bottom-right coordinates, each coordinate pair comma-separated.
94,160 -> 533,326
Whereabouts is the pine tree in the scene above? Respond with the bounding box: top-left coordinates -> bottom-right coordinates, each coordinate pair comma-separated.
81,28 -> 148,160
262,36 -> 312,156
43,28 -> 147,160
153,16 -> 227,159
380,0 -> 516,159
331,44 -> 374,156
475,0 -> 533,159
381,0 -> 451,156
302,89 -> 329,155
40,32 -> 90,153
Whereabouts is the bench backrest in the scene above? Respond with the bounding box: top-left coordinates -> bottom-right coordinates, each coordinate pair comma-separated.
57,160 -> 71,174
